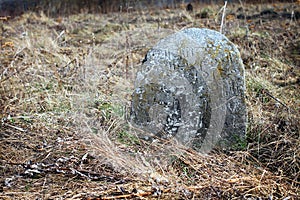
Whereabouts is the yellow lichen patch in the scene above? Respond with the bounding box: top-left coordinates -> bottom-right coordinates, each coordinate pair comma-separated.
2,41 -> 14,48
217,63 -> 225,76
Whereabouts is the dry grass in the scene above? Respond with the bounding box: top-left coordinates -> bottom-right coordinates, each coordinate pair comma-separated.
0,2 -> 299,199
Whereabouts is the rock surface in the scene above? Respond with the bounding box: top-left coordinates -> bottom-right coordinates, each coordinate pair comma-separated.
130,28 -> 247,153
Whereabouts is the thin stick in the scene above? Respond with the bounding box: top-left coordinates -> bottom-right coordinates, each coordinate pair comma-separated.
4,123 -> 25,132
261,89 -> 288,109
220,1 -> 227,34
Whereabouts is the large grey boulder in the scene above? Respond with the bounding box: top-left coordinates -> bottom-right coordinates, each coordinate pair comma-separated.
130,28 -> 247,153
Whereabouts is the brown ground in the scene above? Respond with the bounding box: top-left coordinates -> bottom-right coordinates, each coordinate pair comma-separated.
0,2 -> 299,199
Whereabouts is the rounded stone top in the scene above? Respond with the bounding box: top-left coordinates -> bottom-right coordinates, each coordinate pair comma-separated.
131,28 -> 247,153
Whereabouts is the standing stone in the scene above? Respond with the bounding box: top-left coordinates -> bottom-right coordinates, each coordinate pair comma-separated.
130,28 -> 246,153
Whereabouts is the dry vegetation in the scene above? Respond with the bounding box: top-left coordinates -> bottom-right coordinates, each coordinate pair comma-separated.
0,2 -> 299,199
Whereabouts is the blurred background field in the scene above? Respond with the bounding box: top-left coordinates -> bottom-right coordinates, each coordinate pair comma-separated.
0,0 -> 299,199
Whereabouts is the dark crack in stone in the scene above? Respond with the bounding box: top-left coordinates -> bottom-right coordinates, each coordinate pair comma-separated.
130,28 -> 247,153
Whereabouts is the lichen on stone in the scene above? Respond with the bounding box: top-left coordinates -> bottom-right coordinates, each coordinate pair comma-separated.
130,28 -> 247,153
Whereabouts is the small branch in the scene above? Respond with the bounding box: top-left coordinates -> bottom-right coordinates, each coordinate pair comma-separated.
101,191 -> 152,200
220,1 -> 227,34
55,30 -> 65,42
4,123 -> 25,132
62,58 -> 76,69
261,89 -> 288,109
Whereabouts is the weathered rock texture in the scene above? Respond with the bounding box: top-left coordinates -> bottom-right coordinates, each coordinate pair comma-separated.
130,28 -> 246,153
